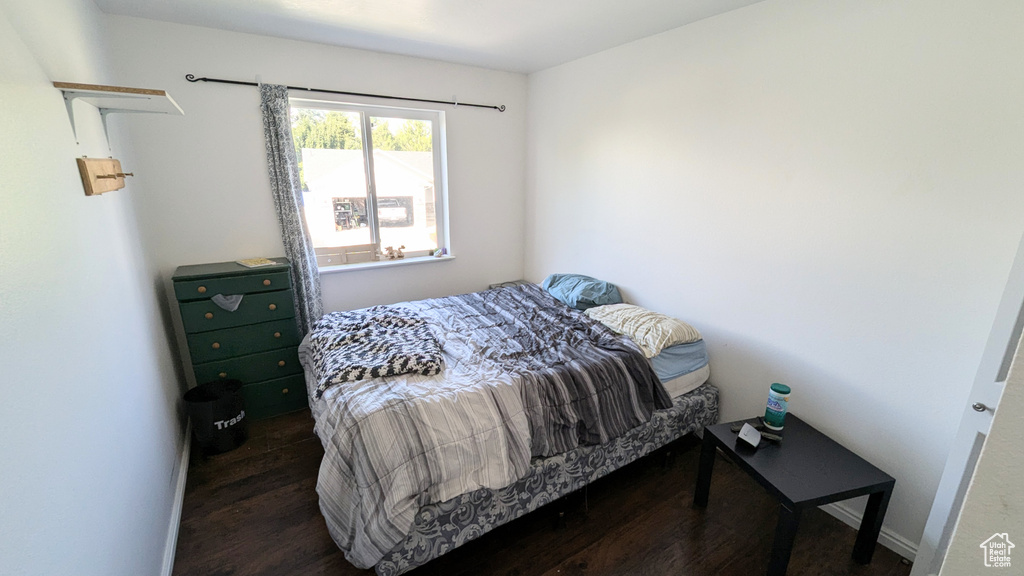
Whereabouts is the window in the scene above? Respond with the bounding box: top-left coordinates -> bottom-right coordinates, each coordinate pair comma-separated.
290,100 -> 448,268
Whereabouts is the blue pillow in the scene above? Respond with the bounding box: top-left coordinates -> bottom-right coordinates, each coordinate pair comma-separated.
541,274 -> 623,310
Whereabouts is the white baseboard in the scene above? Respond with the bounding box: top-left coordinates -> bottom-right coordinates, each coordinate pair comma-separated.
161,422 -> 191,576
820,501 -> 918,562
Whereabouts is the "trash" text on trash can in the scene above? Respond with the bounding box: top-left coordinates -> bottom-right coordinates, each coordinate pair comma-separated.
214,410 -> 245,430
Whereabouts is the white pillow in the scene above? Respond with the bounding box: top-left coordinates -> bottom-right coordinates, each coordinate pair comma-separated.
585,303 -> 701,358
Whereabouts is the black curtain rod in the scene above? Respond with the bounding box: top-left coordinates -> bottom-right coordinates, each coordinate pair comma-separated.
184,74 -> 505,112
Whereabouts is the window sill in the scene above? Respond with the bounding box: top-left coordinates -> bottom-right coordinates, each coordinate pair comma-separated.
318,254 -> 455,274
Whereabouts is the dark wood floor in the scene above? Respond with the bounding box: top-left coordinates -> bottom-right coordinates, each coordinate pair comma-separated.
172,410 -> 913,576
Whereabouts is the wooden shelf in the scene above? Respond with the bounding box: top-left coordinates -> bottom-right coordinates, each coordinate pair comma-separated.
54,81 -> 183,145
54,82 -> 183,115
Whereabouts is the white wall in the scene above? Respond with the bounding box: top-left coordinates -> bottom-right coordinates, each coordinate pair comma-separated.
526,0 -> 1024,552
0,1 -> 184,575
104,16 -> 528,313
939,335 -> 1024,574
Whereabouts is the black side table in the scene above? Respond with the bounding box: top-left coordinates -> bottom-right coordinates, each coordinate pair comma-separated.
693,414 -> 895,576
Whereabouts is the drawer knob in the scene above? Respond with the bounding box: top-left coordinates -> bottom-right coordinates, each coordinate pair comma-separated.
263,279 -> 271,286
204,312 -> 214,319
197,286 -> 207,294
273,331 -> 282,338
282,388 -> 289,394
278,360 -> 286,367
269,304 -> 277,311
218,372 -> 227,378
211,342 -> 221,350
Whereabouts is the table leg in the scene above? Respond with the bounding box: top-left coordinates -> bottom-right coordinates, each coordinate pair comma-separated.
853,487 -> 893,564
693,431 -> 717,508
767,503 -> 802,576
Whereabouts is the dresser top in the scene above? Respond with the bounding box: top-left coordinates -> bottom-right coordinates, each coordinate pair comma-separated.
173,258 -> 290,281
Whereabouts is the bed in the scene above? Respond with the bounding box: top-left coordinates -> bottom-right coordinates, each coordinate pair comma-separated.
298,282 -> 719,575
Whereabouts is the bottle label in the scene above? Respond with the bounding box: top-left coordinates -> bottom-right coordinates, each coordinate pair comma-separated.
764,391 -> 789,429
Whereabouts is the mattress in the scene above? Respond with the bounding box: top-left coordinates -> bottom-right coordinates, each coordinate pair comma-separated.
660,363 -> 711,398
650,339 -> 709,382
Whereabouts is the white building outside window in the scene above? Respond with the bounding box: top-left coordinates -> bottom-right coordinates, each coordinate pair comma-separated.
290,100 -> 448,268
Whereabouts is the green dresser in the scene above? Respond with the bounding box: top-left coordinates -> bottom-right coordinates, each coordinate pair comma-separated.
172,258 -> 308,420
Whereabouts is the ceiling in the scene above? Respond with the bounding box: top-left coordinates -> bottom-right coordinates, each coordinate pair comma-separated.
92,0 -> 764,74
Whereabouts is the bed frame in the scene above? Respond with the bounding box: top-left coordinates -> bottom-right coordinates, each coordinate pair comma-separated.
373,382 -> 719,575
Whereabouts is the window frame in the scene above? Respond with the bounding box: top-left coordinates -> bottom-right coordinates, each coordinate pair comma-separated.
289,97 -> 450,269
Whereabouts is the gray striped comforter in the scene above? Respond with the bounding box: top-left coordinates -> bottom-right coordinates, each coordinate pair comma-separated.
302,284 -> 671,569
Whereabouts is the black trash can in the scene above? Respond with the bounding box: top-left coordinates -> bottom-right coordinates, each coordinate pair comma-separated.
184,379 -> 248,455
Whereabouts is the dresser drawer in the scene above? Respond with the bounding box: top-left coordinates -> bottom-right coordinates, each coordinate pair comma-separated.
179,290 -> 295,333
174,271 -> 291,302
193,347 -> 301,385
187,319 -> 301,364
242,374 -> 309,420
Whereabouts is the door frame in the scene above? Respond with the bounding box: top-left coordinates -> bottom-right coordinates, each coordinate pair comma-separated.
911,232 -> 1024,575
